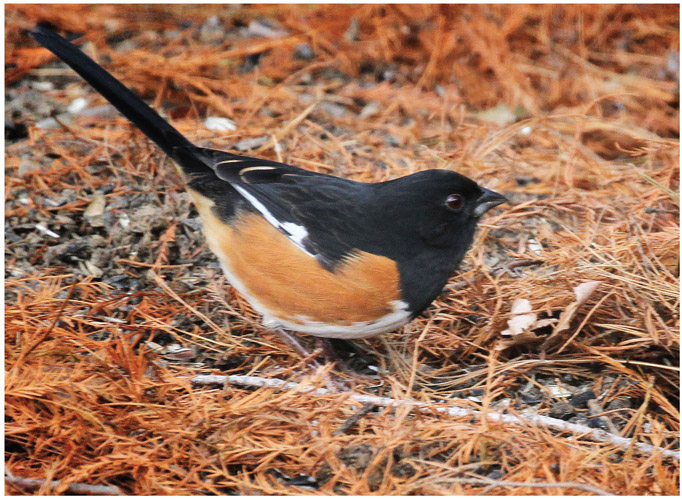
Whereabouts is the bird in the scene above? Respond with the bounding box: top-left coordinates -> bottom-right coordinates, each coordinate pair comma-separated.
30,26 -> 507,355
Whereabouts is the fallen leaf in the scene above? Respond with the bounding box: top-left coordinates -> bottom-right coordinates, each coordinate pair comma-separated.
476,104 -> 517,126
495,330 -> 541,350
497,281 -> 602,351
552,281 -> 602,335
500,298 -> 537,336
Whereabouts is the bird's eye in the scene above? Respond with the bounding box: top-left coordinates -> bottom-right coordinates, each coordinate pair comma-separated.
446,194 -> 464,212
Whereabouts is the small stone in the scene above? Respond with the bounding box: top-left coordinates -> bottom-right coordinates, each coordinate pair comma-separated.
67,97 -> 88,114
205,116 -> 237,132
199,16 -> 224,44
322,102 -> 346,118
339,444 -> 373,469
315,463 -> 333,486
118,213 -> 130,228
285,474 -> 318,488
19,158 -> 38,176
247,19 -> 288,38
84,260 -> 103,277
80,104 -> 118,119
606,397 -> 631,411
390,461 -> 416,478
84,194 -> 106,227
486,469 -> 504,480
359,101 -> 381,120
384,136 -> 401,147
345,18 -> 360,42
588,417 -> 609,430
233,136 -> 268,151
569,390 -> 596,408
31,81 -> 54,91
549,401 -> 576,420
36,115 -> 70,129
527,238 -> 543,255
294,43 -> 315,60
146,341 -> 164,353
476,104 -> 517,126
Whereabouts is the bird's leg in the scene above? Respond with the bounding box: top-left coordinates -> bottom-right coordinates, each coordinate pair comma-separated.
272,328 -> 315,359
272,329 -> 349,392
271,329 -> 377,385
314,338 -> 379,381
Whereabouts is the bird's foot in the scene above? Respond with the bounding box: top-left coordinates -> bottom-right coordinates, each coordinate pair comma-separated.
314,338 -> 380,383
272,329 -> 350,392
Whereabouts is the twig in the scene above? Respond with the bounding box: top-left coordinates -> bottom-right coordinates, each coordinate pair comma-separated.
413,460 -> 613,494
445,280 -> 470,291
191,373 -> 680,460
458,476 -> 612,496
333,403 -> 375,436
5,471 -> 123,495
506,258 -> 545,270
117,259 -> 192,269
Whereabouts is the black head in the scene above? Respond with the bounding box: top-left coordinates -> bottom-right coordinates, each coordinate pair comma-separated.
375,169 -> 507,248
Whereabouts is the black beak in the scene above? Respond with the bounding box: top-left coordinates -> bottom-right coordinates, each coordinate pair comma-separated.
473,187 -> 508,217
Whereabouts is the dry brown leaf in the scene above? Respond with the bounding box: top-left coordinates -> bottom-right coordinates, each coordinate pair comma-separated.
497,281 -> 602,350
552,281 -> 602,336
500,298 -> 537,336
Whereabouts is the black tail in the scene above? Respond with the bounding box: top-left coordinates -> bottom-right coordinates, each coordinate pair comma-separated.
30,26 -> 208,175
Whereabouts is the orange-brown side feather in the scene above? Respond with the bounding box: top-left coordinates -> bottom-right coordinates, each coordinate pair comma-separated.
189,189 -> 401,326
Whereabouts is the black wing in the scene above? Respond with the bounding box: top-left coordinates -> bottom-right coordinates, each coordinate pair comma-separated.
192,148 -> 367,269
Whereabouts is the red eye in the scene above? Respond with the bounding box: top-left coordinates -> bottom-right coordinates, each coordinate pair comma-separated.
446,194 -> 464,211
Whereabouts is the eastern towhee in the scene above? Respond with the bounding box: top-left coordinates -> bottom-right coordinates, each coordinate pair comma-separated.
30,27 -> 507,344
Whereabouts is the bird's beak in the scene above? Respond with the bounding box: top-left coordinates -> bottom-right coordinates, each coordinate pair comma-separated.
473,187 -> 508,217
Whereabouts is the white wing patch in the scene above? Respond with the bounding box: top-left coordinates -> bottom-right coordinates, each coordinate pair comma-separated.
233,185 -> 314,257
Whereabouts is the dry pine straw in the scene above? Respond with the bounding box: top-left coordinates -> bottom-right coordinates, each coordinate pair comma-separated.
5,4 -> 680,495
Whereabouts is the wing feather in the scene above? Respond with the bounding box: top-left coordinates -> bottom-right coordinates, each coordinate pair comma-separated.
192,147 -> 365,270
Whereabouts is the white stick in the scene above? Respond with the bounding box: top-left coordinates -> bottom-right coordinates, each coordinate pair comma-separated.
191,374 -> 680,460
